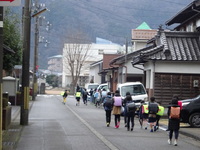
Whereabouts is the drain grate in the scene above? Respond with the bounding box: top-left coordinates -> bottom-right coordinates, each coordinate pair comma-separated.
3,141 -> 16,146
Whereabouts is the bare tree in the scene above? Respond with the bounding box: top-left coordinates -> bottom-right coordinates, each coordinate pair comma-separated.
63,32 -> 92,94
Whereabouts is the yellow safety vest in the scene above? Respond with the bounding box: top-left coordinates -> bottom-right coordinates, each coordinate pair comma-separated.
76,92 -> 81,97
157,106 -> 165,116
143,105 -> 149,114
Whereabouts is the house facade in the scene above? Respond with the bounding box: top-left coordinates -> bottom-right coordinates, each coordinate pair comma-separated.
107,22 -> 157,92
131,28 -> 200,105
116,0 -> 200,105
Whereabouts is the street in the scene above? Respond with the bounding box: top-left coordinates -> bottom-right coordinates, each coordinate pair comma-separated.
15,94 -> 200,150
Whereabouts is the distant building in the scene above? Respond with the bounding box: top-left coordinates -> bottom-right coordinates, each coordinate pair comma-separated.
47,55 -> 63,75
62,38 -> 123,88
132,22 -> 157,50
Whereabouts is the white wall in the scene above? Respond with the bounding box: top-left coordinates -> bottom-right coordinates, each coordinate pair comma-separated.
90,64 -> 101,84
144,61 -> 200,89
154,61 -> 200,73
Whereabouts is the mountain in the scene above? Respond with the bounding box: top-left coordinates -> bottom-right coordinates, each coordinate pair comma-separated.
13,0 -> 192,69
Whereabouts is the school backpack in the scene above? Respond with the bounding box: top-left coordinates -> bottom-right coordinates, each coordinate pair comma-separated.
148,103 -> 158,114
170,106 -> 180,119
114,96 -> 122,106
104,97 -> 113,108
126,102 -> 136,112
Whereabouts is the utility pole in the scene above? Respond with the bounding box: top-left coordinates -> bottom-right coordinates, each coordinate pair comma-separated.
20,0 -> 31,125
32,0 -> 39,100
124,38 -> 128,83
32,0 -> 47,100
0,6 -> 3,150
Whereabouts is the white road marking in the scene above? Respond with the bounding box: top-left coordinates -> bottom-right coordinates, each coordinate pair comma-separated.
66,103 -> 119,150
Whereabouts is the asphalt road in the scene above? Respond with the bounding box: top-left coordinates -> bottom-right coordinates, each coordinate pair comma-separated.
15,94 -> 200,150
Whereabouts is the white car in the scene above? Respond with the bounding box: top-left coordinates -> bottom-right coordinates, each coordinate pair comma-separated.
97,83 -> 109,92
117,82 -> 148,108
85,83 -> 99,92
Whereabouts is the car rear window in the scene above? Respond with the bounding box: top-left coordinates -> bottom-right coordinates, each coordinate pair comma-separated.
121,84 -> 146,97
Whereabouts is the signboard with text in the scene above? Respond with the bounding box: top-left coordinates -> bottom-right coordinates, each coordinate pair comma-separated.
0,0 -> 21,6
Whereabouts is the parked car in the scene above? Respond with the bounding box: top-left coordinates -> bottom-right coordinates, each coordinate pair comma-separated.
85,83 -> 99,92
117,82 -> 148,108
180,95 -> 200,128
85,83 -> 99,101
97,83 -> 109,92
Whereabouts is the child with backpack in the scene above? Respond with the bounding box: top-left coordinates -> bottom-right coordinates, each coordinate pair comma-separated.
82,88 -> 88,105
148,97 -> 159,132
124,92 -> 136,131
75,90 -> 81,106
167,98 -> 181,146
138,101 -> 149,129
112,90 -> 122,128
103,92 -> 113,127
62,90 -> 68,105
94,89 -> 101,108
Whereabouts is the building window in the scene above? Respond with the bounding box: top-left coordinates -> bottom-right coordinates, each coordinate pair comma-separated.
186,23 -> 193,32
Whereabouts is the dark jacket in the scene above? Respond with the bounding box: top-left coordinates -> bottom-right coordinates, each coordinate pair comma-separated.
123,95 -> 133,116
103,95 -> 113,111
83,91 -> 88,100
63,92 -> 68,98
167,104 -> 180,130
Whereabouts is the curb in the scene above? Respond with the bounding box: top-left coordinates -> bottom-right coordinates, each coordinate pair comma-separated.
159,119 -> 200,142
179,130 -> 200,141
2,101 -> 34,150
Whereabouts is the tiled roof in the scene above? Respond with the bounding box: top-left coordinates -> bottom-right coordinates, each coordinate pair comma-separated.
110,45 -> 154,65
166,0 -> 200,26
103,54 -> 122,69
132,31 -> 200,65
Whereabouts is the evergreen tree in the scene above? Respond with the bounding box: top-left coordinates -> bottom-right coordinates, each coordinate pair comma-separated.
3,8 -> 22,75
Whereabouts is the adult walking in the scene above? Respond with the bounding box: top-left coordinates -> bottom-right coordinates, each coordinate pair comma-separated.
167,98 -> 180,146
112,90 -> 122,128
103,92 -> 113,127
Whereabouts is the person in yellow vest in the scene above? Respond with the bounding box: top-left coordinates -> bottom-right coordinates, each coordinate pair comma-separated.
75,89 -> 81,106
62,90 -> 68,105
138,101 -> 149,129
155,102 -> 165,130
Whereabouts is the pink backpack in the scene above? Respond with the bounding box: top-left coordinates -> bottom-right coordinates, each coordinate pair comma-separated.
114,96 -> 122,106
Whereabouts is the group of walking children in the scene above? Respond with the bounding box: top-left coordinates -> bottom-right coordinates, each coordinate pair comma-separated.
139,97 -> 164,132
103,90 -> 136,131
139,96 -> 181,146
103,90 -> 122,128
